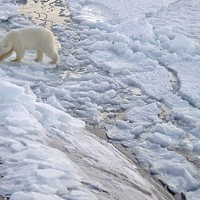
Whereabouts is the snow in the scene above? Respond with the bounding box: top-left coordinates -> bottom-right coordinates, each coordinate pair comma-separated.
0,79 -> 168,200
0,0 -> 17,21
1,0 -> 200,199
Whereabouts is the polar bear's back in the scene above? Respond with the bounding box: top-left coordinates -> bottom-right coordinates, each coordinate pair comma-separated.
14,27 -> 56,51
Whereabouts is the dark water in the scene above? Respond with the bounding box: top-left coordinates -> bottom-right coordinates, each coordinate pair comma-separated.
17,0 -> 70,28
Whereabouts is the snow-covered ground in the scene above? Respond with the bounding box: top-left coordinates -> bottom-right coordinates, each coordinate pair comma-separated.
1,0 -> 200,199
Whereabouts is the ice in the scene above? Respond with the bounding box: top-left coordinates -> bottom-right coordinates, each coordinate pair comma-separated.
10,192 -> 63,200
0,81 -> 91,199
124,103 -> 161,125
147,132 -> 172,148
46,95 -> 65,111
0,2 -> 17,21
0,79 -> 166,199
128,142 -> 200,193
187,189 -> 200,200
152,122 -> 185,140
1,0 -> 200,199
36,169 -> 66,179
106,124 -> 133,141
64,0 -> 200,197
169,34 -> 196,53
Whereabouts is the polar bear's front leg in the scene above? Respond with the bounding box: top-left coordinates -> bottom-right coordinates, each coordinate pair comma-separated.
34,50 -> 44,62
0,49 -> 13,61
12,48 -> 25,62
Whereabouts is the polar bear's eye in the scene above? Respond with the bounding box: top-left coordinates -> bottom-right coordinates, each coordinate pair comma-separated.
3,44 -> 8,48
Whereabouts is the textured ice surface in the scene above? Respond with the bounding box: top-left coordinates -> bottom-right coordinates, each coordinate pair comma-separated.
1,0 -> 200,199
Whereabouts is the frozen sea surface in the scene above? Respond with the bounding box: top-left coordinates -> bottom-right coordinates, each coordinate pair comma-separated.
1,0 -> 200,199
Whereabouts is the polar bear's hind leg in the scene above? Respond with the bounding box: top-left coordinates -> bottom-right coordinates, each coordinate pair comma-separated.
46,50 -> 58,64
43,32 -> 59,64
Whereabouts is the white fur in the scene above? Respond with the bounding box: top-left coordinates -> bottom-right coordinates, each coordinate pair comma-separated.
0,27 -> 59,64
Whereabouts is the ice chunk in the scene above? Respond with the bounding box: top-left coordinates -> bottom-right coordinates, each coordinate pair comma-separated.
147,132 -> 172,148
36,169 -> 65,179
10,192 -> 63,200
169,34 -> 196,53
0,3 -> 18,21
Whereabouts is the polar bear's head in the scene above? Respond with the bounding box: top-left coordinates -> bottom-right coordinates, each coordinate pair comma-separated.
0,39 -> 12,55
0,33 -> 13,55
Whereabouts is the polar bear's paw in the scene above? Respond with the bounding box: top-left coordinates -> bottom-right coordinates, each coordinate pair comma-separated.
34,58 -> 42,62
11,57 -> 22,62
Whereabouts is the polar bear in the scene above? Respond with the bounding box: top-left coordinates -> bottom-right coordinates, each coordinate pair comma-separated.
0,27 -> 58,64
